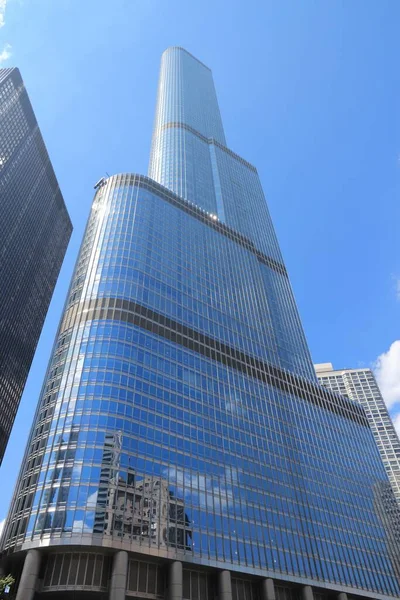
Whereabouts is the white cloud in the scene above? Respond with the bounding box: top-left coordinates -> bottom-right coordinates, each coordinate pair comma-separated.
392,413 -> 400,437
0,43 -> 11,64
0,0 -> 7,28
72,519 -> 93,533
0,518 -> 5,538
87,490 -> 98,507
164,466 -> 238,513
374,340 -> 400,410
225,393 -> 247,417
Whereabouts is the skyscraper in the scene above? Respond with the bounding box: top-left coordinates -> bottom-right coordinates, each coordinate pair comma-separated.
1,48 -> 400,600
315,363 -> 400,507
0,68 -> 72,463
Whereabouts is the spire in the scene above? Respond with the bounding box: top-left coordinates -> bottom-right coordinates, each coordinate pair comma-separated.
148,47 -> 225,204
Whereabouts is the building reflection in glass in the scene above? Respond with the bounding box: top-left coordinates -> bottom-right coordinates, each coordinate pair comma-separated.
93,433 -> 192,551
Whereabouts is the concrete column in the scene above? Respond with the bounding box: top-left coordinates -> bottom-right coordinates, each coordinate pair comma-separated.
338,594 -> 348,600
302,585 -> 314,600
109,550 -> 128,600
15,549 -> 41,600
169,561 -> 183,600
261,578 -> 276,600
218,570 -> 233,600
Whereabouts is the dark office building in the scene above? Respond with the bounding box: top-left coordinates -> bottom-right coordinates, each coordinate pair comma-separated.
1,49 -> 400,600
0,68 -> 72,462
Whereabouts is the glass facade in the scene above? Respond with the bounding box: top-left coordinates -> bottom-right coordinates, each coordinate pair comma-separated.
316,363 -> 400,508
0,67 -> 72,463
2,48 -> 400,600
149,47 -> 314,381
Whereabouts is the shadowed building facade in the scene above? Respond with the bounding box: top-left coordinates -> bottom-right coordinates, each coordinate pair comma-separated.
0,68 -> 72,463
1,49 -> 400,600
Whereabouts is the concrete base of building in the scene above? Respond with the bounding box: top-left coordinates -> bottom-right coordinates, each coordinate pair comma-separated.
0,547 -> 389,600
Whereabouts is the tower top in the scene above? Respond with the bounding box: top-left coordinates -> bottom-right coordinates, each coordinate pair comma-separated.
162,46 -> 212,71
314,362 -> 334,373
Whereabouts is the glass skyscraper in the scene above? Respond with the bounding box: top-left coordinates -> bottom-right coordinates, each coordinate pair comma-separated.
2,48 -> 400,600
0,67 -> 72,463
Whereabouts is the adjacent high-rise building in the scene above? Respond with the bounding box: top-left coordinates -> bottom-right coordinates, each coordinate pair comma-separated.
315,363 -> 400,507
0,68 -> 72,463
2,48 -> 400,600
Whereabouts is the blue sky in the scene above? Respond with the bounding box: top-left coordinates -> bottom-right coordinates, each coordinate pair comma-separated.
0,0 -> 399,522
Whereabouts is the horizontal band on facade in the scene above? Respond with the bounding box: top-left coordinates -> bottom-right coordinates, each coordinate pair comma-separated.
61,296 -> 369,427
158,121 -> 258,172
110,174 -> 287,277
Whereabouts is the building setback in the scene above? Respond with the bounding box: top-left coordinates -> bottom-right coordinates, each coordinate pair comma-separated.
0,68 -> 72,463
1,48 -> 400,600
315,363 -> 400,507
